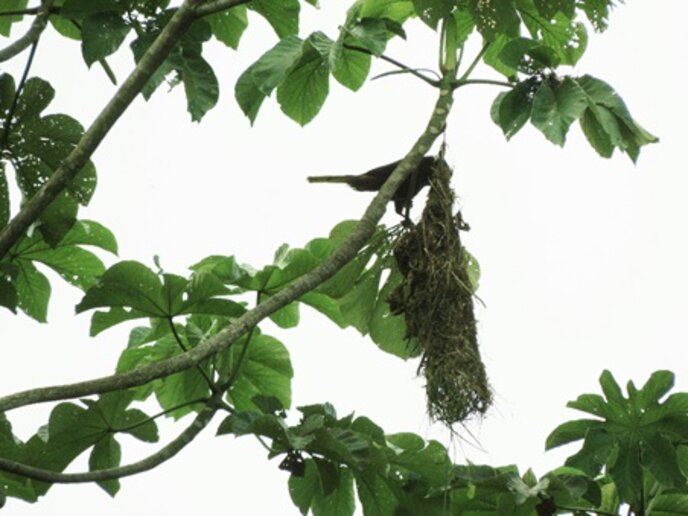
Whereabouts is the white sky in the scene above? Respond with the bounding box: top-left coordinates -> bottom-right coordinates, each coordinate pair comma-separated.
2,2 -> 688,514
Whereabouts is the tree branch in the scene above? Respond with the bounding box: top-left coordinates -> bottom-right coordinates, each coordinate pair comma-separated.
0,6 -> 60,17
0,0 -> 53,64
0,76 -> 456,412
0,400 -> 219,483
193,0 -> 252,18
0,0 -> 205,259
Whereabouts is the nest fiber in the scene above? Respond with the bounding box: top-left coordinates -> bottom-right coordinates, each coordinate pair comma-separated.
391,158 -> 491,425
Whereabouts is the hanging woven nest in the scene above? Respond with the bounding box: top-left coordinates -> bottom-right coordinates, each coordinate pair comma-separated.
390,157 -> 491,426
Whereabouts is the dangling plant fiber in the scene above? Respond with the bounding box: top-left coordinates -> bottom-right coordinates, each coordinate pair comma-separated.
391,157 -> 491,426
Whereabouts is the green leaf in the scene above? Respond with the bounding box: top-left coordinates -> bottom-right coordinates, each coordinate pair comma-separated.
277,36 -> 330,126
117,408 -> 159,442
250,0 -> 300,37
358,0 -> 415,23
3,76 -> 97,243
579,108 -> 613,158
468,0 -> 520,41
490,78 -> 537,140
641,433 -> 686,488
369,268 -> 416,358
647,493 -> 688,515
516,1 -> 588,65
235,35 -> 304,123
566,393 -> 610,418
225,334 -> 294,412
576,75 -> 658,162
8,220 -> 116,292
300,291 -> 347,327
598,369 -> 627,415
498,38 -> 560,72
0,0 -> 28,36
355,469 -> 398,516
579,0 -> 614,31
169,50 -> 219,122
331,44 -> 371,91
387,432 -> 425,452
0,275 -> 18,314
608,440 -> 642,505
412,0 -> 454,29
531,77 -> 588,146
207,5 -> 248,49
346,17 -> 391,56
81,11 -> 130,66
532,0 -> 574,20
76,261 -> 166,316
312,467 -> 355,516
337,267 -> 382,334
289,459 -> 321,515
89,435 -> 121,496
269,300 -> 300,328
545,419 -> 604,450
15,260 -> 50,322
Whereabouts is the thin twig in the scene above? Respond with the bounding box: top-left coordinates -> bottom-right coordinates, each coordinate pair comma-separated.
0,74 -> 457,412
457,42 -> 489,82
0,6 -> 60,17
111,396 -> 211,433
0,37 -> 39,152
453,78 -> 513,89
344,43 -> 440,88
0,0 -> 53,63
0,0 -> 205,259
168,318 -> 218,393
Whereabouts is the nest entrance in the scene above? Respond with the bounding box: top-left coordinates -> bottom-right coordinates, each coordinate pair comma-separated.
391,157 -> 491,426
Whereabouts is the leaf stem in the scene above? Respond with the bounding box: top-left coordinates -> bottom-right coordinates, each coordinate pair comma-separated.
344,44 -> 441,88
0,36 -> 40,153
110,396 -> 211,433
168,317 -> 217,393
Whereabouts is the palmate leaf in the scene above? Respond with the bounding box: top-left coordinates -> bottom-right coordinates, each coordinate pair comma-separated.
0,75 -> 97,245
77,261 -> 245,335
0,219 -> 117,320
129,19 -> 218,121
547,370 -> 688,505
81,11 -> 130,66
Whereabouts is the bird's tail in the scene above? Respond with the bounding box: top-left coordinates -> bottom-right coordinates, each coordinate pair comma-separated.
307,175 -> 356,183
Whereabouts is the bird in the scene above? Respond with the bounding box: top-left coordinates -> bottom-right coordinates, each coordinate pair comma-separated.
307,156 -> 435,215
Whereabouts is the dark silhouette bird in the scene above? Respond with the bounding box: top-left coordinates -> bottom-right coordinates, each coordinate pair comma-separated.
307,156 -> 435,215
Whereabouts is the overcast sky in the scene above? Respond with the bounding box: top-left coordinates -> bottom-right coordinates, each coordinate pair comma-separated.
2,2 -> 688,514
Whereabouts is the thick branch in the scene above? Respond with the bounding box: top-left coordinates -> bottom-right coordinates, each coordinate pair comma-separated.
0,0 -> 53,64
0,0 -> 204,259
193,0 -> 252,18
0,77 -> 456,412
0,401 -> 219,483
